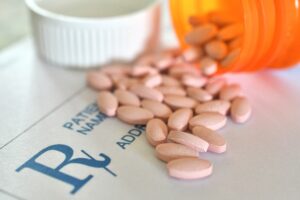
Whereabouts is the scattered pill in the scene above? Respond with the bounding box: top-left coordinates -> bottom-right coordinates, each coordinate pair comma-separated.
131,65 -> 157,77
205,40 -> 228,60
173,56 -> 185,65
155,56 -> 174,71
221,48 -> 241,67
229,36 -> 243,50
87,13 -> 253,182
219,84 -> 242,101
101,64 -> 130,76
126,78 -> 140,88
168,108 -> 193,131
167,158 -> 213,180
192,126 -> 227,153
97,91 -> 118,117
87,71 -> 113,91
115,77 -> 140,90
181,74 -> 207,88
117,106 -> 154,125
156,143 -> 199,162
205,77 -> 227,95
185,23 -> 218,45
161,75 -> 181,87
141,100 -> 172,121
110,73 -> 125,83
112,76 -> 131,90
199,57 -> 218,76
114,89 -> 140,107
156,86 -> 186,96
169,65 -> 200,78
195,100 -> 231,115
182,47 -> 203,62
146,119 -> 168,146
189,112 -> 227,131
130,85 -> 164,102
230,97 -> 252,123
168,130 -> 209,152
164,95 -> 197,110
142,74 -> 162,88
186,87 -> 213,102
136,54 -> 155,65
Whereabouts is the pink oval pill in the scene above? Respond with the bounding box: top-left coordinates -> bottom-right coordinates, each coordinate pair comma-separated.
185,23 -> 218,45
142,74 -> 162,88
97,91 -> 118,117
164,95 -> 197,110
182,47 -> 203,63
155,143 -> 199,162
173,56 -> 185,65
189,112 -> 227,131
112,76 -> 140,90
114,89 -> 140,107
146,119 -> 168,146
136,53 -> 155,65
87,71 -> 113,91
161,75 -> 181,87
167,158 -> 213,180
192,126 -> 227,153
168,108 -> 193,131
131,65 -> 158,77
187,87 -> 213,102
141,100 -> 172,121
112,76 -> 130,90
195,100 -> 231,115
155,56 -> 174,71
110,73 -> 125,84
130,85 -> 164,102
230,97 -> 252,123
126,78 -> 140,88
205,78 -> 227,96
156,86 -> 186,96
168,130 -> 209,152
101,64 -> 131,76
199,57 -> 218,76
204,40 -> 228,60
168,65 -> 200,78
117,106 -> 154,125
219,84 -> 242,101
181,74 -> 207,88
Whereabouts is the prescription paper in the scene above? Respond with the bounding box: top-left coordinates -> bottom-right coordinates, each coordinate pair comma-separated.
0,39 -> 300,200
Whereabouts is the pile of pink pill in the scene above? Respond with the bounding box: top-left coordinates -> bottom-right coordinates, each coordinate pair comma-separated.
87,48 -> 251,180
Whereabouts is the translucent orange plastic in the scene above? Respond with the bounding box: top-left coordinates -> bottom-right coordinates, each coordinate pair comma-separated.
170,0 -> 300,73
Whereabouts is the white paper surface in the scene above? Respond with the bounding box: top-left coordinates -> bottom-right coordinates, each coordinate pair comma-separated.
1,37 -> 300,200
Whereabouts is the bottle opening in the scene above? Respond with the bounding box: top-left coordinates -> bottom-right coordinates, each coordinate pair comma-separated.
170,0 -> 245,74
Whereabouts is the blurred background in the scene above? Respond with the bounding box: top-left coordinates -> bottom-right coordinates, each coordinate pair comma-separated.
0,0 -> 29,50
0,0 -> 177,51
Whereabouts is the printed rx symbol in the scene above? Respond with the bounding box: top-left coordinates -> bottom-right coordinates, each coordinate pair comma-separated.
16,144 -> 117,194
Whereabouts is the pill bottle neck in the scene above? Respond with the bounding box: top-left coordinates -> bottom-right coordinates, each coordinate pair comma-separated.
170,0 -> 300,73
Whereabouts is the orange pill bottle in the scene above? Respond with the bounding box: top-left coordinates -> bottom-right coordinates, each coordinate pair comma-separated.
169,0 -> 300,73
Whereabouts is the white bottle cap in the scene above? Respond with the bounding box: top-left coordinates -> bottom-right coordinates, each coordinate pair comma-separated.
25,0 -> 161,68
